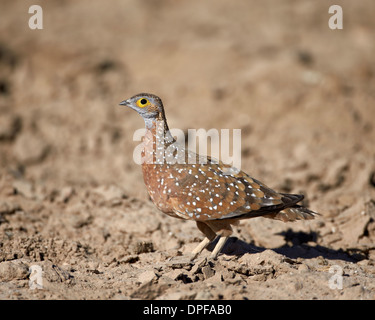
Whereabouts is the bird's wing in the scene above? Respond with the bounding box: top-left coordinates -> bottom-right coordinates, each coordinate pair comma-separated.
164,159 -> 297,221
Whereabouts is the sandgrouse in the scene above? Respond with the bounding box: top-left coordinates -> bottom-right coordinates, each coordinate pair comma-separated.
119,93 -> 318,259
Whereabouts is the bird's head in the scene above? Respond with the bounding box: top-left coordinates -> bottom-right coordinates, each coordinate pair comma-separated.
119,93 -> 166,125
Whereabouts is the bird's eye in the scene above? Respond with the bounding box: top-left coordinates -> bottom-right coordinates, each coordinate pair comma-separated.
136,98 -> 150,108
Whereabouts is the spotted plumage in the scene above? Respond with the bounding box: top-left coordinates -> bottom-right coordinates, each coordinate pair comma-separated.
119,93 -> 319,259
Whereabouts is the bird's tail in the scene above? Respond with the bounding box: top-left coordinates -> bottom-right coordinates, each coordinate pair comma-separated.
264,205 -> 318,222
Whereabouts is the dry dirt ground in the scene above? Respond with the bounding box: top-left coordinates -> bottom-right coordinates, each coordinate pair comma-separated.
1,0 -> 375,300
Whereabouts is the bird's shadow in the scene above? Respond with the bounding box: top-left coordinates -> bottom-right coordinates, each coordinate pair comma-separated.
207,229 -> 364,263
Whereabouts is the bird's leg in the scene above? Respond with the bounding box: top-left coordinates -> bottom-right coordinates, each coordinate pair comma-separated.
210,236 -> 229,259
191,221 -> 217,260
205,220 -> 234,259
191,237 -> 211,258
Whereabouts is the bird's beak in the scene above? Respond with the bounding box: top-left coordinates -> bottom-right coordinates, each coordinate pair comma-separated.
119,99 -> 129,106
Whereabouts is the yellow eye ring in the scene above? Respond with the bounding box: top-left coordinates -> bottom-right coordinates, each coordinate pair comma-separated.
136,98 -> 150,108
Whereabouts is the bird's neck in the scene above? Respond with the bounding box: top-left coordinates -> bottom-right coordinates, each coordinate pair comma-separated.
144,111 -> 172,136
142,116 -> 176,165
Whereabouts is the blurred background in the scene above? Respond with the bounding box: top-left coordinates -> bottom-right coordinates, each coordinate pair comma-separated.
1,0 -> 374,200
1,0 -> 375,299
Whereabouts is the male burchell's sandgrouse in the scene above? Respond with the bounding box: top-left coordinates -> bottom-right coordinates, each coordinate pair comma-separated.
119,93 -> 319,259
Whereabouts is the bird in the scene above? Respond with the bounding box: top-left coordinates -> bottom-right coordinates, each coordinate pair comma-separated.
119,93 -> 319,259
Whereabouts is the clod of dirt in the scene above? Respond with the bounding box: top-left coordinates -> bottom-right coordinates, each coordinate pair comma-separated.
0,200 -> 21,216
120,255 -> 139,264
223,250 -> 289,281
190,257 -> 208,275
132,241 -> 154,254
297,263 -> 310,273
137,270 -> 158,284
130,281 -> 169,300
201,265 -> 215,279
64,202 -> 93,229
167,256 -> 193,270
0,260 -> 29,281
161,269 -> 184,281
